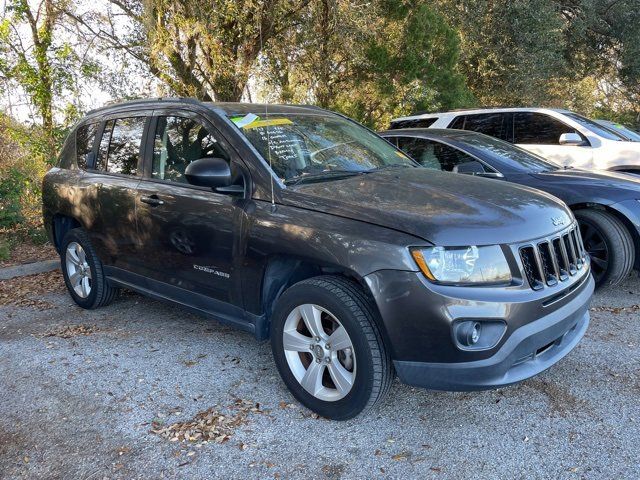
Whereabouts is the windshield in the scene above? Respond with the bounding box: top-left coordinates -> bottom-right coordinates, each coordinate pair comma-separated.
596,120 -> 640,142
455,133 -> 561,172
229,112 -> 417,183
563,112 -> 628,141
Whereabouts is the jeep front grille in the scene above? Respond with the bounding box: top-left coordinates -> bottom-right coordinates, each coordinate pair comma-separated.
519,225 -> 586,291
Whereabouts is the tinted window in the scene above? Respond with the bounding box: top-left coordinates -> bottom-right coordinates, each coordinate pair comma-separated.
513,112 -> 580,145
449,116 -> 465,130
396,136 -> 491,174
390,118 -> 438,129
152,116 -> 230,183
105,117 -> 145,175
95,120 -> 114,171
450,113 -> 509,140
75,123 -> 98,169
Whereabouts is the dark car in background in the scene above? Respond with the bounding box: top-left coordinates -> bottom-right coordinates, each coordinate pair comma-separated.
381,128 -> 640,288
43,99 -> 593,419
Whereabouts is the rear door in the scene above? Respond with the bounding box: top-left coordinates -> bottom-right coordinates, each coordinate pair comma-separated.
78,113 -> 150,272
134,109 -> 248,308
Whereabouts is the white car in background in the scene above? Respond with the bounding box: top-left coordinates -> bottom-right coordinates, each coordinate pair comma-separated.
390,107 -> 640,172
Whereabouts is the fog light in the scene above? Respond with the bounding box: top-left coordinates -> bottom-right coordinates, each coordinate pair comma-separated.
457,321 -> 482,346
453,319 -> 506,351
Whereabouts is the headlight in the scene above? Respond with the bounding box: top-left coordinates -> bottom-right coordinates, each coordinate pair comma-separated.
411,245 -> 512,285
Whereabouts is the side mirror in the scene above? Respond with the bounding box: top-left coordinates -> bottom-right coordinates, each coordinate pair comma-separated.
185,158 -> 232,188
559,132 -> 585,146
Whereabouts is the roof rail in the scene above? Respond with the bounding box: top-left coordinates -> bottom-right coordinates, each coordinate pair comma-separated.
85,97 -> 205,115
399,105 -> 546,118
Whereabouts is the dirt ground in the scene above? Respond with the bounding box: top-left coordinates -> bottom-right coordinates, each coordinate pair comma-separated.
0,269 -> 639,479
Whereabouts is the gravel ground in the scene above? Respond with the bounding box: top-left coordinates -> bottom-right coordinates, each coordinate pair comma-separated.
1,270 -> 639,479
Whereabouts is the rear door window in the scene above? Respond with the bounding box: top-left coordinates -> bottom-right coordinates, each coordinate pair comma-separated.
75,123 -> 99,169
449,113 -> 509,140
103,117 -> 146,175
513,112 -> 582,145
390,118 -> 438,129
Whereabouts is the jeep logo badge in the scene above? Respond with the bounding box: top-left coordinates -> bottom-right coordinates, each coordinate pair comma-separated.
551,216 -> 565,226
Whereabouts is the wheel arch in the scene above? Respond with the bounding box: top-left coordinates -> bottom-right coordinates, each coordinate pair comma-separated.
51,214 -> 82,253
570,202 -> 640,270
258,255 -> 391,346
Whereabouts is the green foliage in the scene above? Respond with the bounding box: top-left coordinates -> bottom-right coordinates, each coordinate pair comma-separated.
0,235 -> 18,262
0,114 -> 58,231
433,0 -> 640,120
88,0 -> 311,102
434,0 -> 566,106
0,0 -> 98,154
261,0 -> 472,129
0,167 -> 26,228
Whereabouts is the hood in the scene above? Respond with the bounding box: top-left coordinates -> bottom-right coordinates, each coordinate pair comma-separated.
532,169 -> 640,203
280,168 -> 573,246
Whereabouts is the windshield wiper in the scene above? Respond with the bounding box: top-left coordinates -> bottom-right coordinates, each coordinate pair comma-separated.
364,164 -> 416,173
284,170 -> 364,186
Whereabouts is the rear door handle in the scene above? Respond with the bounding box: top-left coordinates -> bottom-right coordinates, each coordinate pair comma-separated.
140,195 -> 164,206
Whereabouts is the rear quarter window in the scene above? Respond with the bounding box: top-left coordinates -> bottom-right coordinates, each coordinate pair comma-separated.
56,131 -> 76,169
75,123 -> 99,169
390,118 -> 438,129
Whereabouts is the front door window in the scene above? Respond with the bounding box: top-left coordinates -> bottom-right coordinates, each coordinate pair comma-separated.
152,116 -> 230,183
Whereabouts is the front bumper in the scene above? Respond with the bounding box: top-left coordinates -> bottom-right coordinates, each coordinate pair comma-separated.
365,266 -> 594,391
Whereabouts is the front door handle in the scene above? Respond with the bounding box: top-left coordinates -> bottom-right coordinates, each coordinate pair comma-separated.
140,195 -> 164,206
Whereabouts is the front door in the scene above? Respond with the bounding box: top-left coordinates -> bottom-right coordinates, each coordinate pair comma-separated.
134,113 -> 246,307
512,112 -> 593,169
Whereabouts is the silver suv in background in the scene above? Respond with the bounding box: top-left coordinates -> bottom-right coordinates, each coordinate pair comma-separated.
390,107 -> 640,173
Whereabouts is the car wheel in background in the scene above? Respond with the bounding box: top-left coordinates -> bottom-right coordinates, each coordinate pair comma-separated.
60,228 -> 119,309
575,209 -> 634,288
270,276 -> 393,420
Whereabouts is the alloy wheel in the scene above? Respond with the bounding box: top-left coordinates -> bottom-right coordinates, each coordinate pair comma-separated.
580,222 -> 608,284
65,242 -> 92,298
282,304 -> 356,401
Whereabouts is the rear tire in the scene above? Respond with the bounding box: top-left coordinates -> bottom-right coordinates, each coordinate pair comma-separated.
60,228 -> 119,309
575,209 -> 634,289
270,275 -> 393,420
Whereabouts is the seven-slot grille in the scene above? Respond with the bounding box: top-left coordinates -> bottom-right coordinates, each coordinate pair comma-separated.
519,225 -> 587,291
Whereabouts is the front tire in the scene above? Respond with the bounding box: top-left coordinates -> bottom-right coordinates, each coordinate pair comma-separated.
575,209 -> 634,289
270,276 -> 393,420
60,228 -> 119,309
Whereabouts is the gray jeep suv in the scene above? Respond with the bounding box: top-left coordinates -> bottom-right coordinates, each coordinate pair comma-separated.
42,99 -> 594,419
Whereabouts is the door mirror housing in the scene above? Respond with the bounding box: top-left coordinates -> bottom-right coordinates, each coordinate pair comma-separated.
559,132 -> 586,146
185,158 -> 232,188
